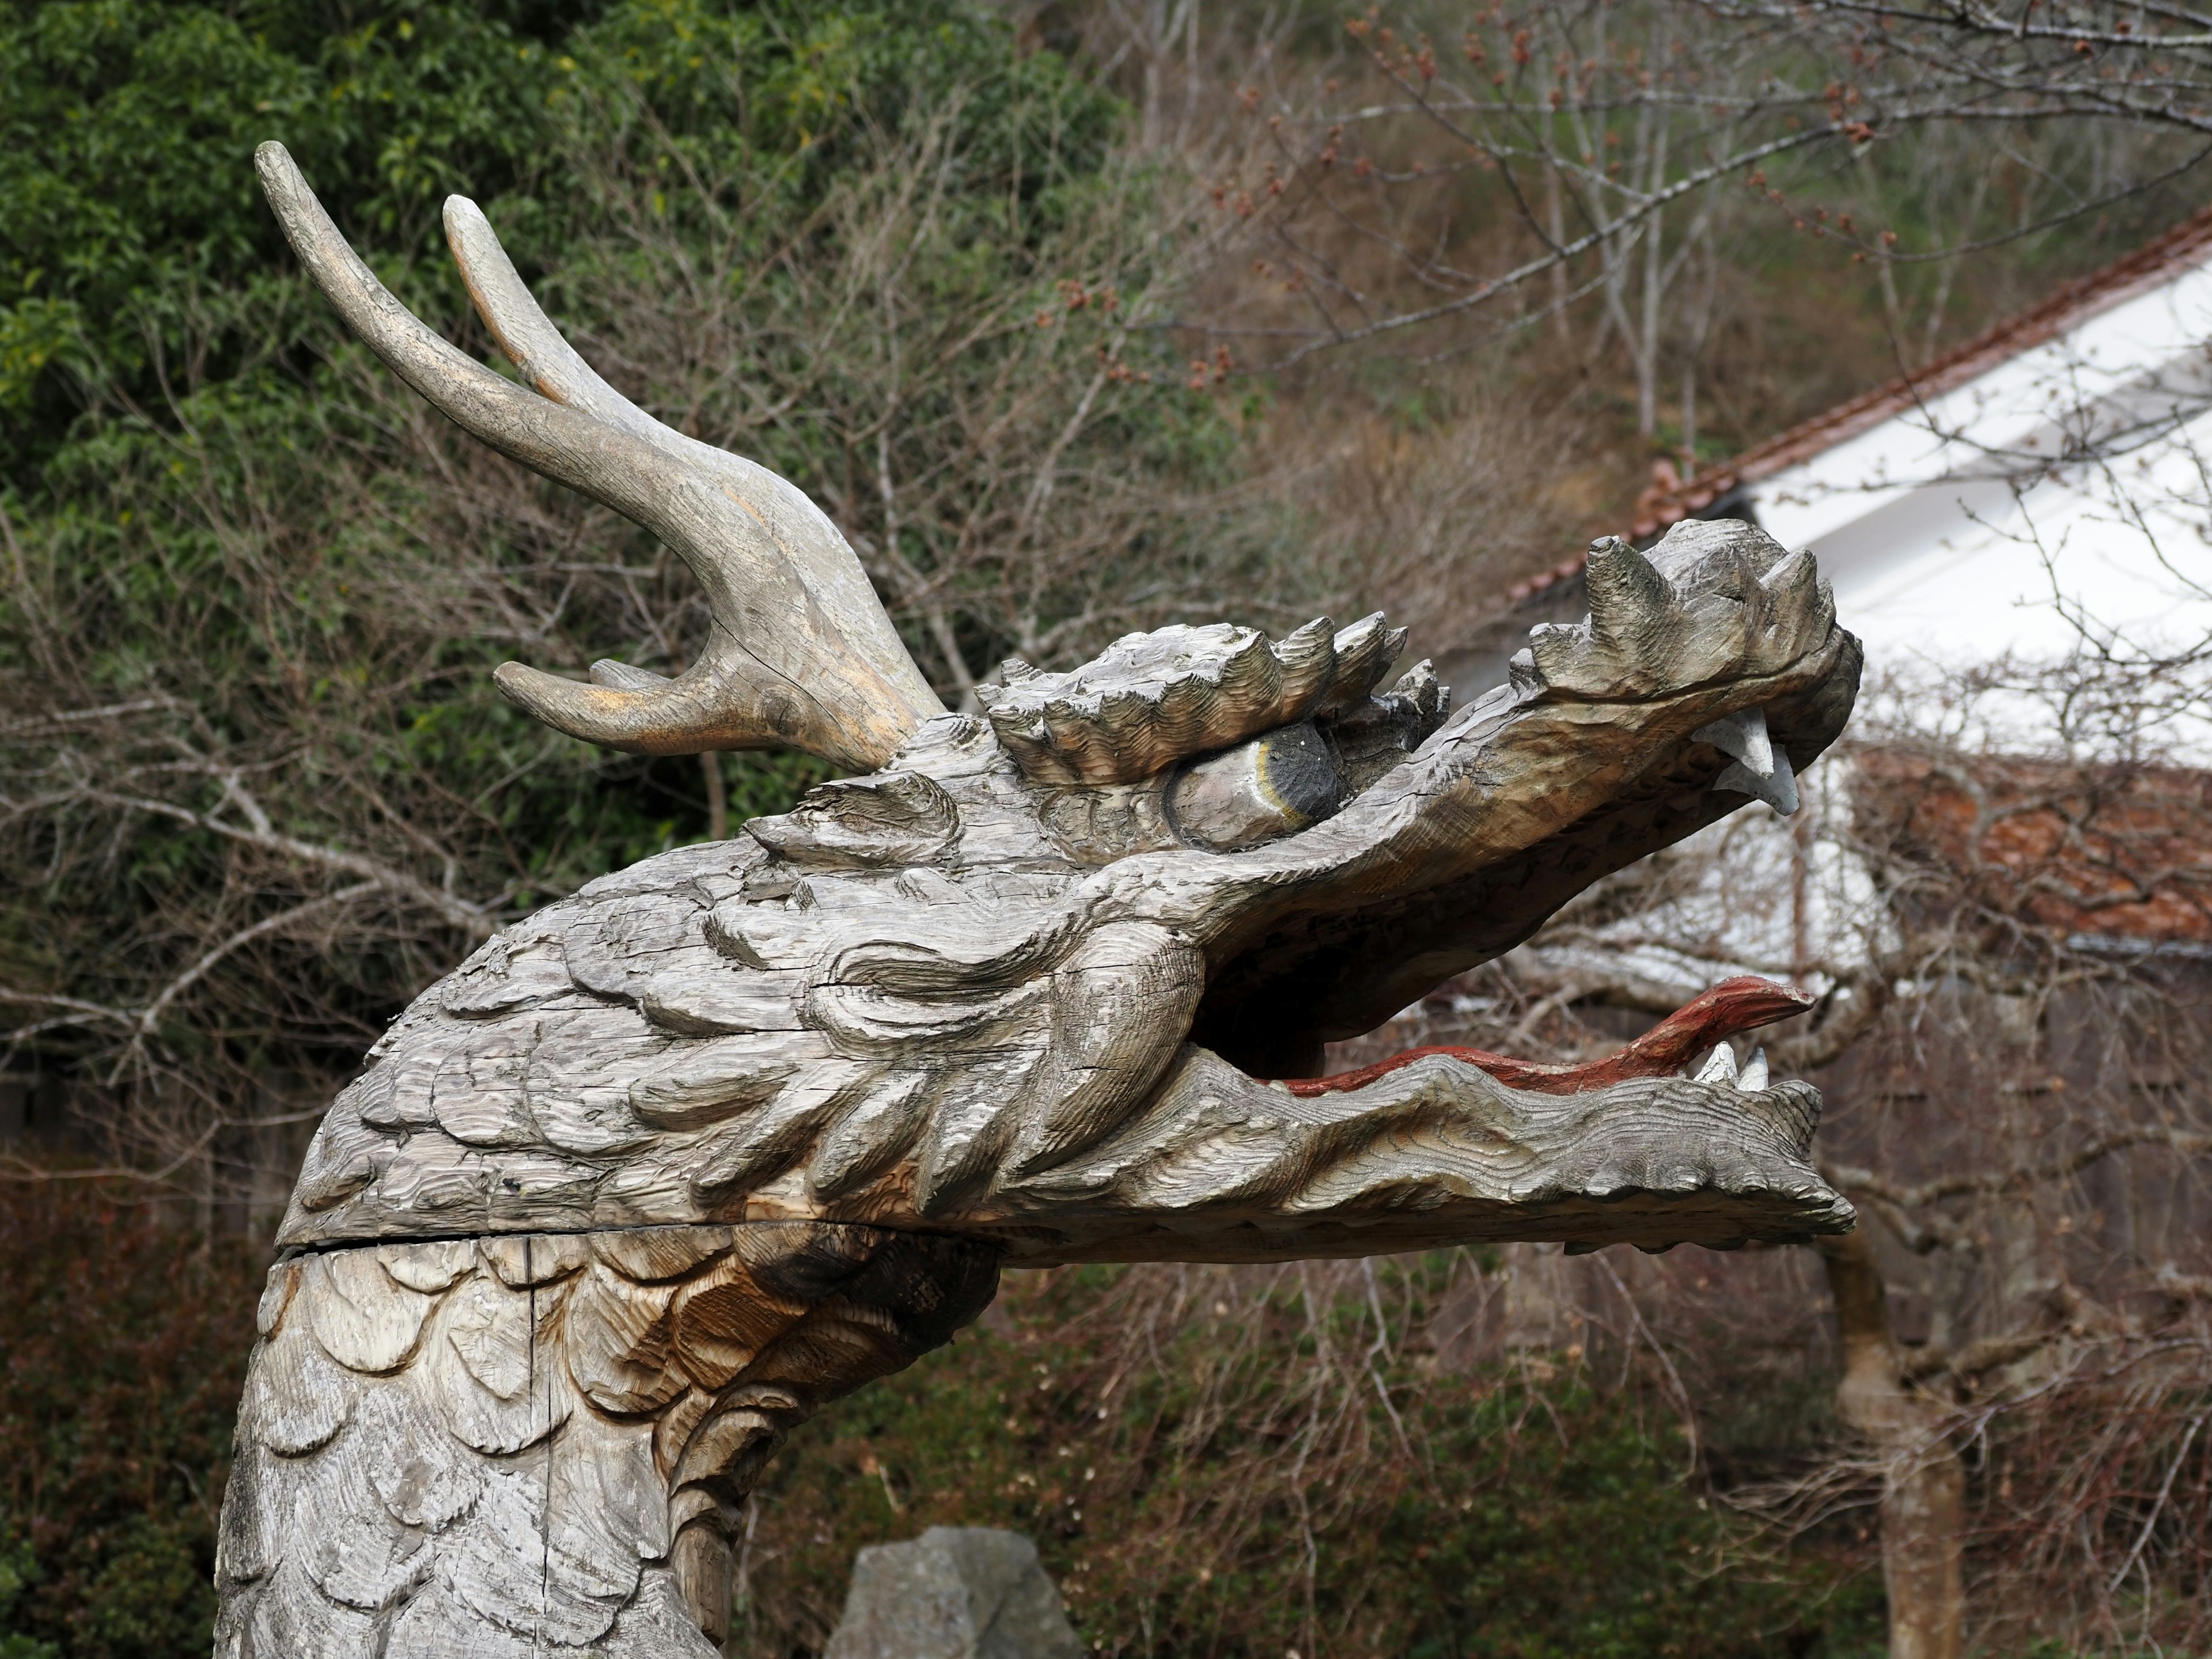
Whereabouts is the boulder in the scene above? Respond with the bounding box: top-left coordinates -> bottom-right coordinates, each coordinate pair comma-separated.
824,1527 -> 1084,1659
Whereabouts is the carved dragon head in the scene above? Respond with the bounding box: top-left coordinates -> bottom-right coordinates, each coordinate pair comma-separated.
255,143 -> 1859,1270
217,146 -> 1865,1659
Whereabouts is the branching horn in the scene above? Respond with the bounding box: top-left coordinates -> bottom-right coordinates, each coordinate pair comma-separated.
254,142 -> 945,771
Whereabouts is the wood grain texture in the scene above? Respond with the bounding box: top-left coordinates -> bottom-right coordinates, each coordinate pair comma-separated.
271,517 -> 1859,1268
995,1046 -> 1847,1262
215,1225 -> 999,1657
234,142 -> 1875,1654
975,613 -> 1412,786
255,144 -> 943,771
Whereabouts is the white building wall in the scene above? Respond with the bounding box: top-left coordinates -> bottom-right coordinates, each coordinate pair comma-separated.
1743,259 -> 2212,752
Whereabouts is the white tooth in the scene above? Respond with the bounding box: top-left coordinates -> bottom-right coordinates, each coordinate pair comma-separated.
1695,1045 -> 1738,1085
1715,742 -> 1800,816
1694,705 -> 1775,778
1738,1048 -> 1770,1091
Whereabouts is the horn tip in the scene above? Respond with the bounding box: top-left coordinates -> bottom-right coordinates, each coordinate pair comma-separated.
253,141 -> 300,191
443,194 -> 488,232
494,660 -> 571,704
493,660 -> 579,722
496,660 -> 673,755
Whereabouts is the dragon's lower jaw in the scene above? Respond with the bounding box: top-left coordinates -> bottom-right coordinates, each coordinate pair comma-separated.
967,974 -> 1853,1266
214,986 -> 1851,1659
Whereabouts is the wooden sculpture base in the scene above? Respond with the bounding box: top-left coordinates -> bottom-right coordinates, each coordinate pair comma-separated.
215,1224 -> 1001,1657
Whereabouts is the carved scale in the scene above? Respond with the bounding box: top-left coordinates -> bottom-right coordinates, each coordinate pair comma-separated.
214,143 -> 1865,1657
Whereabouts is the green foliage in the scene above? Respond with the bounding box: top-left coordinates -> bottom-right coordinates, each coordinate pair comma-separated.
0,1533 -> 59,1659
738,1260 -> 1884,1659
0,1189 -> 263,1659
0,0 -> 593,469
0,0 -> 1123,476
0,0 -> 1166,1105
548,0 -> 1119,198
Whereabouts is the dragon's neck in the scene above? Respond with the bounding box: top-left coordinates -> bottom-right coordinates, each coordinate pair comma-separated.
216,1224 -> 999,1656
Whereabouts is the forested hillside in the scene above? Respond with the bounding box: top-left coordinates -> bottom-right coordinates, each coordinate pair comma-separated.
4,0 -> 2208,1654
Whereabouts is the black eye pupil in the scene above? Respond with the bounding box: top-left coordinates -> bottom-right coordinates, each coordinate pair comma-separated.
1256,722 -> 1340,824
1166,720 -> 1342,851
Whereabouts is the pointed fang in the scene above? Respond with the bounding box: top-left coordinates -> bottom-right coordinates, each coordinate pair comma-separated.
1715,743 -> 1800,815
1694,1044 -> 1738,1085
1694,705 -> 1775,777
1737,1048 -> 1770,1091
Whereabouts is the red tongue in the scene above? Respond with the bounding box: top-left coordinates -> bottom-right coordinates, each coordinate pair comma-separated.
1281,975 -> 1817,1097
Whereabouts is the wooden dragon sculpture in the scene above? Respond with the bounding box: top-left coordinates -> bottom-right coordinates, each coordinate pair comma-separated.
214,143 -> 1863,1657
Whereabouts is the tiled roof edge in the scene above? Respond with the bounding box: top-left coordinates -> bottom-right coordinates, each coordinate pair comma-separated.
1627,200 -> 2212,540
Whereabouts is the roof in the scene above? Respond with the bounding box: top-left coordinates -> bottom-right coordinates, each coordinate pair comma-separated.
1853,745 -> 2212,946
1626,199 -> 2212,541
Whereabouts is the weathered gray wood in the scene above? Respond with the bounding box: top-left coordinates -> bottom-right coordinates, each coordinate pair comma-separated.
224,514 -> 1858,1653
272,513 -> 1856,1264
222,148 -> 1873,1658
975,614 -> 1410,785
215,1225 -> 1000,1658
255,143 -> 942,770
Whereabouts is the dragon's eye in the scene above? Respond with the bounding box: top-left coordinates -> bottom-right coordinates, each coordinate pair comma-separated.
1165,719 -> 1340,851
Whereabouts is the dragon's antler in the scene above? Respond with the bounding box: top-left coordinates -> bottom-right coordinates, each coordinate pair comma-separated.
254,142 -> 945,771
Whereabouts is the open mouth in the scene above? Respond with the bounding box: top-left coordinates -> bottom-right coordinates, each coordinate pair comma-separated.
1278,976 -> 1816,1098
1153,528 -> 1864,1080
1008,973 -> 1849,1266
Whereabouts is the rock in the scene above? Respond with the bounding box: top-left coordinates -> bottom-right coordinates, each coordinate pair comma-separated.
824,1527 -> 1084,1659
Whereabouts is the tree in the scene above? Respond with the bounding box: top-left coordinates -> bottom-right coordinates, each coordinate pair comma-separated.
1173,0 -> 2212,468
0,0 -> 1309,1207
